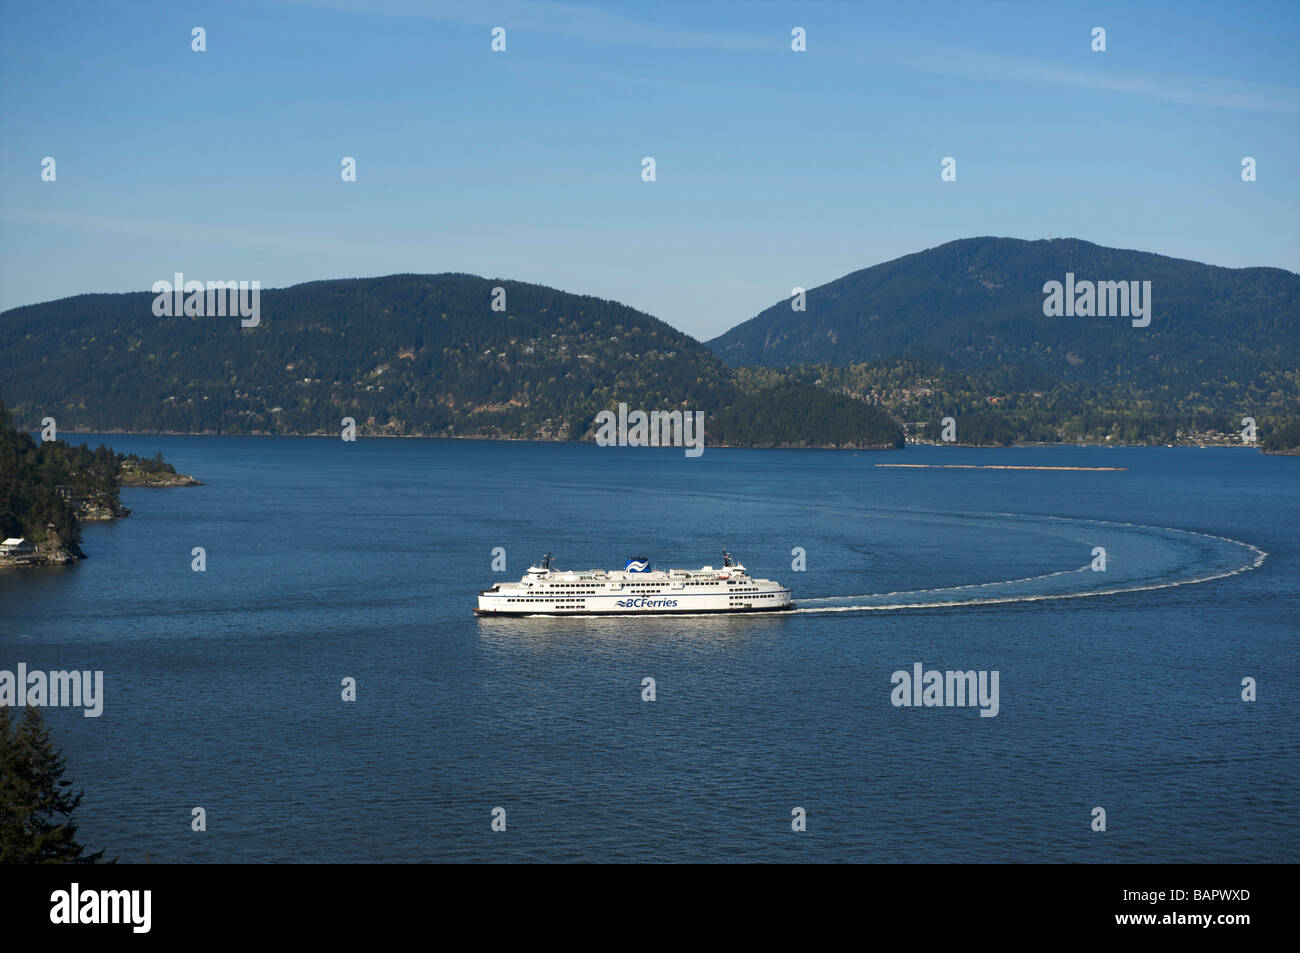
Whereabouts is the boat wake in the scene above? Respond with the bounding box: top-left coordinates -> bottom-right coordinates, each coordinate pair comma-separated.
793,514 -> 1266,614
479,513 -> 1267,621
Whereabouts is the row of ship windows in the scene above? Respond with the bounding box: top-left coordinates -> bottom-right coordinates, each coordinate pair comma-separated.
537,584 -> 751,591
520,590 -> 772,599
508,598 -> 588,603
544,582 -> 718,587
538,582 -> 665,590
504,593 -> 778,603
538,580 -> 753,587
541,585 -> 703,591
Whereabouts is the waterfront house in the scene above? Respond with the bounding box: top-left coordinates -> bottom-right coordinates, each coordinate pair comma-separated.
0,537 -> 35,556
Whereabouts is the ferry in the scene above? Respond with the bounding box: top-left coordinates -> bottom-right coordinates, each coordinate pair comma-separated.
475,552 -> 794,616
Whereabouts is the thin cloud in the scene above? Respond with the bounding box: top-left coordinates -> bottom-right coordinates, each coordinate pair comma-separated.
905,51 -> 1300,116
286,0 -> 776,51
3,209 -> 431,262
287,0 -> 1297,114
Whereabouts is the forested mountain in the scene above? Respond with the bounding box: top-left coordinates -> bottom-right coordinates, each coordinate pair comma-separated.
715,384 -> 903,448
6,246 -> 1288,451
736,361 -> 1298,447
706,237 -> 1298,446
0,275 -> 903,448
707,238 -> 1300,393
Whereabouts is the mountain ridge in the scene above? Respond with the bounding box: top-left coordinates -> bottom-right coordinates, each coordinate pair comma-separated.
0,273 -> 904,449
706,236 -> 1299,382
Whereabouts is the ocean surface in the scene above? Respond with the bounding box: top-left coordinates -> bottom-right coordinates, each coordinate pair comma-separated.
1,437 -> 1296,863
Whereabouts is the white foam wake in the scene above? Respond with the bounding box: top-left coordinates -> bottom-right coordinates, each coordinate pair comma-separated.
793,516 -> 1267,614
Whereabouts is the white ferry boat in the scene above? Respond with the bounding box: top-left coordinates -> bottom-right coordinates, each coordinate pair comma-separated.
475,552 -> 794,616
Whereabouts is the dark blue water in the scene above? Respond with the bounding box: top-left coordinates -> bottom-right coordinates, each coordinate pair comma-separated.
1,439 -> 1296,862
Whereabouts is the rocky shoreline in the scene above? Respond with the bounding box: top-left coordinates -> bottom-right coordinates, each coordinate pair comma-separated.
0,469 -> 200,571
118,469 -> 203,487
0,546 -> 78,568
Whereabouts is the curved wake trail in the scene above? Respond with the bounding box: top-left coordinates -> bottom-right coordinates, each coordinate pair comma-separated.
797,564 -> 1092,604
793,515 -> 1267,614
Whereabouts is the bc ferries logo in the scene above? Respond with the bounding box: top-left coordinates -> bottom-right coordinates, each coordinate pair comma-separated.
625,558 -> 650,572
617,598 -> 678,609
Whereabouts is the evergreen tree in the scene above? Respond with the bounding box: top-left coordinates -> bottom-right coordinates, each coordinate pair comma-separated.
0,705 -> 107,863
0,706 -> 23,861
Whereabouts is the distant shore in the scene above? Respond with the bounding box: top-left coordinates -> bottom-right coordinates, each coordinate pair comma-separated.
34,428 -> 1285,453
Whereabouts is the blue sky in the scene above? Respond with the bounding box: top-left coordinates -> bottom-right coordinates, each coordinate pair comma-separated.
1,0 -> 1297,340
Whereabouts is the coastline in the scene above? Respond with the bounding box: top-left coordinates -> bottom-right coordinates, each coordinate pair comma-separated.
118,470 -> 203,487
36,428 -> 1282,452
0,470 -> 200,572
